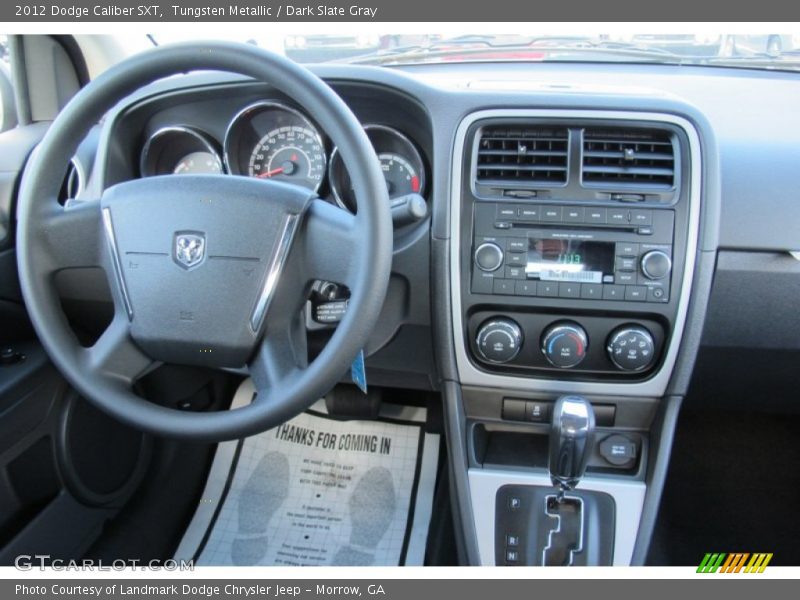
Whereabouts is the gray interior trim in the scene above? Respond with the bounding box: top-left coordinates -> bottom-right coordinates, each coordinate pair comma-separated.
449,109 -> 703,398
468,468 -> 645,566
101,207 -> 132,319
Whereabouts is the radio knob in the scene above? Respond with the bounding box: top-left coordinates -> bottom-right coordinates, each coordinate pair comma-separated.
476,318 -> 523,364
640,250 -> 672,280
474,242 -> 504,272
606,326 -> 656,372
541,322 -> 588,369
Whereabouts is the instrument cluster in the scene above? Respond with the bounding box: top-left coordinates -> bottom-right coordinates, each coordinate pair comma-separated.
139,100 -> 427,212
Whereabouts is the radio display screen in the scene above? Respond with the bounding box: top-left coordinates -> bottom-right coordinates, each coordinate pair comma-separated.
526,239 -> 615,283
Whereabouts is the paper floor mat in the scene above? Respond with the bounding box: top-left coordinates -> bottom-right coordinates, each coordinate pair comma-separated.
174,379 -> 440,566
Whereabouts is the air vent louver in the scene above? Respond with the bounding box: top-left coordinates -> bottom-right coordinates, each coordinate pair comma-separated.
476,126 -> 569,185
582,128 -> 675,187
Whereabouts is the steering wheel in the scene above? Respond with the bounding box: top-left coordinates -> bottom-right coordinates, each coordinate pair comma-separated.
15,42 -> 393,441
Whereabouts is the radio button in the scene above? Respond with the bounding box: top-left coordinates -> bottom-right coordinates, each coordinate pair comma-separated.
475,242 -> 504,272
608,209 -> 629,225
506,238 -> 527,252
558,283 -> 581,298
515,280 -> 537,296
517,206 -> 541,221
616,257 -> 637,272
505,266 -> 526,279
580,284 -> 603,299
541,207 -> 563,222
602,285 -> 625,300
494,221 -> 512,229
497,205 -> 518,219
631,209 -> 653,226
564,206 -> 584,223
615,272 -> 636,284
539,282 -> 559,297
506,253 -> 526,266
585,208 -> 607,224
493,279 -> 516,295
616,242 -> 639,257
625,286 -> 648,301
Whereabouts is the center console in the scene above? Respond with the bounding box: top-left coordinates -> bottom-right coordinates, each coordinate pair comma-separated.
448,109 -> 702,565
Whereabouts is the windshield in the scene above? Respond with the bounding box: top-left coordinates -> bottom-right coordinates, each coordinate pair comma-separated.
150,32 -> 800,71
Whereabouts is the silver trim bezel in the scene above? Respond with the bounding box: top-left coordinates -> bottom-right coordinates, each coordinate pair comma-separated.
250,213 -> 301,332
468,468 -> 645,566
101,208 -> 134,320
450,109 -> 702,398
139,126 -> 223,177
328,123 -> 427,211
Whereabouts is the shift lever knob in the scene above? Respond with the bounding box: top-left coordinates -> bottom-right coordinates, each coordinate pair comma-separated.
549,395 -> 595,493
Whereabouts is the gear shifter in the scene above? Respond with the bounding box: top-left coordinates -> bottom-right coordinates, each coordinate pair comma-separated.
549,395 -> 595,498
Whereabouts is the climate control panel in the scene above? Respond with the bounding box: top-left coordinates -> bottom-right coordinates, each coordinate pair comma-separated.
469,313 -> 665,377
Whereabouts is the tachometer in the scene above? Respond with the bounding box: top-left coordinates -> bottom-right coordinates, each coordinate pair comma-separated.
329,124 -> 426,212
224,101 -> 326,192
140,127 -> 223,177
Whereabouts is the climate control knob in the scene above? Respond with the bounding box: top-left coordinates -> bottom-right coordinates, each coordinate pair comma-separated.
541,322 -> 588,369
640,250 -> 672,280
474,242 -> 504,272
476,318 -> 523,364
606,326 -> 656,371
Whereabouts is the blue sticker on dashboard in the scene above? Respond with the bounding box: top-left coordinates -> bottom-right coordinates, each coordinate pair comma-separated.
351,349 -> 367,394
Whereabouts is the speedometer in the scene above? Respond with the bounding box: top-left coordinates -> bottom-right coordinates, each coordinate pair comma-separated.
248,126 -> 325,190
224,101 -> 326,192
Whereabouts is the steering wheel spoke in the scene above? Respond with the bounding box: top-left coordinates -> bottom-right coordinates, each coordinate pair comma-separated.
299,199 -> 361,288
249,315 -> 309,402
38,199 -> 104,273
82,313 -> 154,387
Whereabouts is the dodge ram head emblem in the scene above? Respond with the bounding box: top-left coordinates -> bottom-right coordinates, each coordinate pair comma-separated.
173,232 -> 206,269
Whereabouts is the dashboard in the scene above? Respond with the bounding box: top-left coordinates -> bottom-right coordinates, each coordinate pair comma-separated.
57,55 -> 800,566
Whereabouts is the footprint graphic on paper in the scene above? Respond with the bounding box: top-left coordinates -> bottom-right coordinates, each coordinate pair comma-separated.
230,451 -> 290,565
332,467 -> 396,566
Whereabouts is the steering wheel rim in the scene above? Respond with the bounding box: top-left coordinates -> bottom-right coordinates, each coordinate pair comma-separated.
16,42 -> 393,441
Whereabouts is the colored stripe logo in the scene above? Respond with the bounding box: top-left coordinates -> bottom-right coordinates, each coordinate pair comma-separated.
697,553 -> 773,573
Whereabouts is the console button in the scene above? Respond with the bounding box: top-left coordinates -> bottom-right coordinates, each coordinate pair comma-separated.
506,238 -> 527,252
602,285 -> 625,300
580,283 -> 603,299
585,207 -> 607,224
615,271 -> 636,284
558,282 -> 581,298
625,286 -> 647,301
616,242 -> 639,257
505,266 -> 526,279
538,282 -> 559,297
506,253 -> 526,266
564,206 -> 584,223
616,257 -> 637,272
517,206 -> 540,221
641,250 -> 672,280
475,242 -> 504,272
630,209 -> 653,226
493,279 -> 516,295
525,401 -> 550,422
494,221 -> 512,229
608,209 -> 629,225
541,206 -> 563,222
497,205 -> 518,219
515,280 -> 537,296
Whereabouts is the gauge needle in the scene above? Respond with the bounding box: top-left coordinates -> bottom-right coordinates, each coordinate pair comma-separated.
256,167 -> 284,179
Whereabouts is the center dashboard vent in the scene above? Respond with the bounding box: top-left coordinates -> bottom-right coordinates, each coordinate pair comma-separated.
582,127 -> 675,187
476,125 -> 569,186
